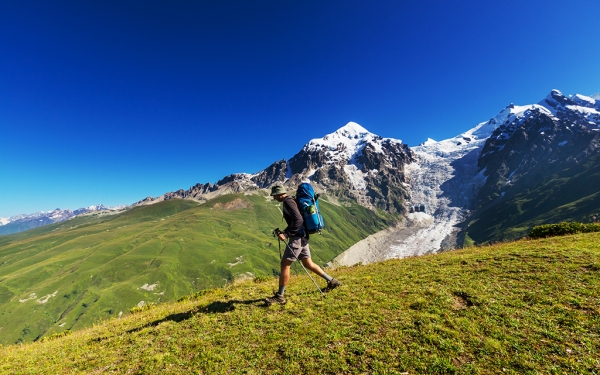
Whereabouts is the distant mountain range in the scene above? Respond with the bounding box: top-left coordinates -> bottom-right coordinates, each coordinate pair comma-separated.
0,205 -> 127,235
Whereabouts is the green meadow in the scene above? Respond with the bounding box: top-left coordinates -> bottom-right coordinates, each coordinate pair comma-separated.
0,194 -> 394,345
1,232 -> 599,374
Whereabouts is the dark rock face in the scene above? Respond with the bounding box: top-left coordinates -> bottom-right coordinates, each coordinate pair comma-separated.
359,140 -> 415,213
288,148 -> 326,175
251,160 -> 287,188
160,183 -> 215,201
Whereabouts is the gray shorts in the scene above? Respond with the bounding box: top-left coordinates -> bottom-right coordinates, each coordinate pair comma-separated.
283,236 -> 311,261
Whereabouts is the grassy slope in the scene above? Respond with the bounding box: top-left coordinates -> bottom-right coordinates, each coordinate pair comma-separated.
1,232 -> 599,374
0,194 -> 394,345
466,153 -> 600,244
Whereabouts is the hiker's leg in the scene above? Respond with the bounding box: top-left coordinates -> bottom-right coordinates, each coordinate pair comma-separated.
279,259 -> 293,285
278,259 -> 293,295
300,258 -> 333,282
296,239 -> 334,282
299,257 -> 323,275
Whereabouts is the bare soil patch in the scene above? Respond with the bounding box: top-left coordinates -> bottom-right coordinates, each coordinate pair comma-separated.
211,198 -> 252,211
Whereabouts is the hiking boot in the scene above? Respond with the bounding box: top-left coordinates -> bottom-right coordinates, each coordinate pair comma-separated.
325,278 -> 340,292
265,292 -> 286,306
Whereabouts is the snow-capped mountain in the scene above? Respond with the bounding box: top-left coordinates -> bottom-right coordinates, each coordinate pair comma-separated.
461,90 -> 600,243
478,90 -> 599,196
137,122 -> 415,213
0,205 -> 126,236
287,122 -> 414,212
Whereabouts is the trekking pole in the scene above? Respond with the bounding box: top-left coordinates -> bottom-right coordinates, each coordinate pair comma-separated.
273,229 -> 326,298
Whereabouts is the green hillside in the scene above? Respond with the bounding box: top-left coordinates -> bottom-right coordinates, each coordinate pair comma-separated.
0,194 -> 394,345
1,232 -> 599,374
465,152 -> 600,244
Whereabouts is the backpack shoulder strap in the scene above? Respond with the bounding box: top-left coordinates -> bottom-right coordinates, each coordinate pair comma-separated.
282,196 -> 296,216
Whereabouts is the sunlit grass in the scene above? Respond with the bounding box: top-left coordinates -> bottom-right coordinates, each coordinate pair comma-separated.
2,232 -> 599,374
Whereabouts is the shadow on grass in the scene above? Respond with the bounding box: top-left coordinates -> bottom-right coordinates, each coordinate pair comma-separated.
125,299 -> 264,334
199,298 -> 266,313
91,298 -> 266,342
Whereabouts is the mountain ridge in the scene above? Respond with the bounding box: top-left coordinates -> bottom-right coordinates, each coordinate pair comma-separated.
135,121 -> 415,213
0,205 -> 127,236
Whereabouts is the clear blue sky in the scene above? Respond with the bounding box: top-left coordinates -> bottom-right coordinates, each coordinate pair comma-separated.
1,0 -> 599,217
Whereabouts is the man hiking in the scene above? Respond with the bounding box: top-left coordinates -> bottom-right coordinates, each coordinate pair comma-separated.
265,185 -> 340,306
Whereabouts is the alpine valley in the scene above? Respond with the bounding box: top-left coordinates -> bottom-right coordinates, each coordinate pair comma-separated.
1,89 -> 600,344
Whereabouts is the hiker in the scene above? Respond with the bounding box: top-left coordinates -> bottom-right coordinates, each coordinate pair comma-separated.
265,185 -> 340,305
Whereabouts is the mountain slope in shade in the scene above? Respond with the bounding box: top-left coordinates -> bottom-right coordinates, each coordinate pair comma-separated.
464,90 -> 600,243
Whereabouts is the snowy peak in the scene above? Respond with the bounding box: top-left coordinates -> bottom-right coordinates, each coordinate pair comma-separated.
540,89 -> 570,111
470,103 -> 555,141
283,121 -> 414,212
486,103 -> 551,127
477,90 -> 600,159
308,122 -> 377,156
539,89 -> 600,120
415,89 -> 599,155
303,122 -> 404,166
88,204 -> 108,210
330,122 -> 371,139
539,89 -> 599,110
413,102 -> 556,159
572,93 -> 597,107
479,89 -> 600,194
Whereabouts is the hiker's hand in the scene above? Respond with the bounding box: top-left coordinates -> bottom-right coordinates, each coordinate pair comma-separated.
278,232 -> 287,241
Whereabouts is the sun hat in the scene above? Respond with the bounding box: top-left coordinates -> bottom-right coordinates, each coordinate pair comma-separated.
270,185 -> 286,196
